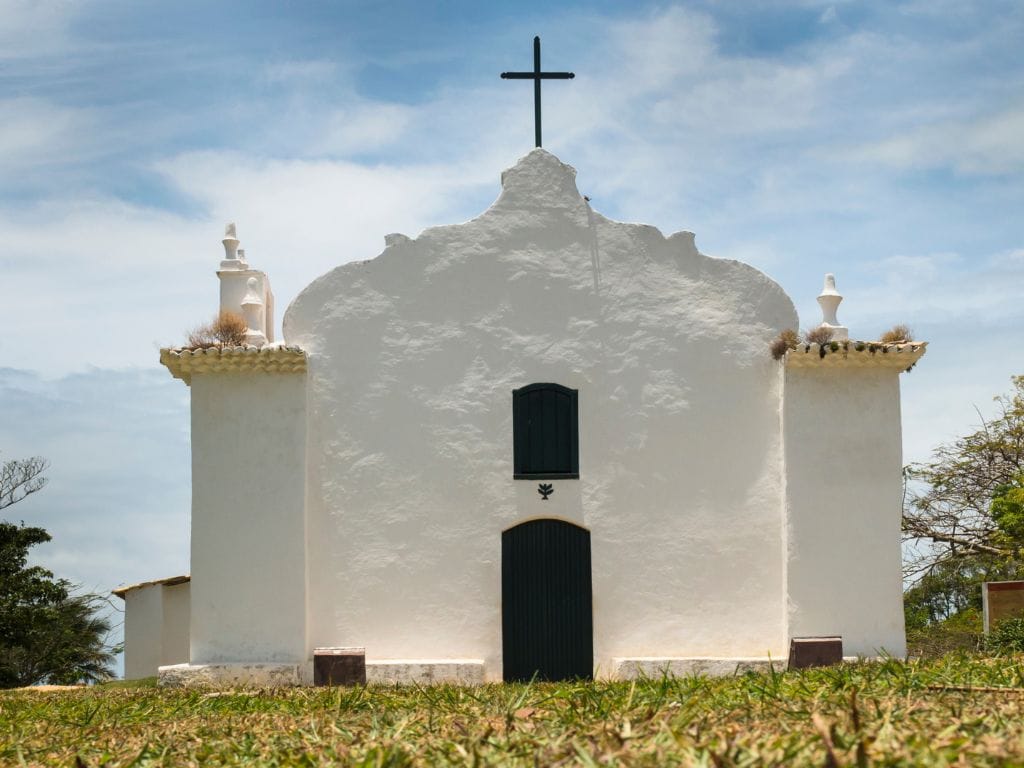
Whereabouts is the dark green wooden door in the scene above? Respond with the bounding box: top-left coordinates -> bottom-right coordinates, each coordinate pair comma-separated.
502,519 -> 593,682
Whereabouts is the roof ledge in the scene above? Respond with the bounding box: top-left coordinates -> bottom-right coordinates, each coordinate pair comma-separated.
785,341 -> 927,371
160,345 -> 307,385
112,574 -> 190,599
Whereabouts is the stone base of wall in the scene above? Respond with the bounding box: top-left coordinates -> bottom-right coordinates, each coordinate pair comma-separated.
163,657 -> 851,686
158,662 -> 312,687
158,660 -> 486,687
366,660 -> 485,685
612,657 -> 779,679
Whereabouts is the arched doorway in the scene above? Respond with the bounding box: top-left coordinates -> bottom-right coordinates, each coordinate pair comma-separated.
502,518 -> 593,681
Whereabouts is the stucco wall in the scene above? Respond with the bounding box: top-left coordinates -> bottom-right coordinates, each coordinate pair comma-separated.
783,367 -> 906,657
189,373 -> 308,664
284,150 -> 799,679
123,584 -> 163,679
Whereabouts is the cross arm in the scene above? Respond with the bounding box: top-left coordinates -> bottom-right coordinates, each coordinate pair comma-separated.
500,72 -> 575,79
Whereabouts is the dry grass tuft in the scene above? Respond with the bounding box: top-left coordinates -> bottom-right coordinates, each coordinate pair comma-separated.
879,323 -> 913,344
804,325 -> 835,346
770,329 -> 800,360
186,311 -> 249,349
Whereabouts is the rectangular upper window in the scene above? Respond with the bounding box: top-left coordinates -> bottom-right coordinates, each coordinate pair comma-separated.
512,383 -> 579,479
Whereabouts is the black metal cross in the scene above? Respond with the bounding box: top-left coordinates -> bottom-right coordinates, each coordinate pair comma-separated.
501,36 -> 574,148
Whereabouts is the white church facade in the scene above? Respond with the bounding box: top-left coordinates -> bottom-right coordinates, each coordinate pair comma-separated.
116,149 -> 926,685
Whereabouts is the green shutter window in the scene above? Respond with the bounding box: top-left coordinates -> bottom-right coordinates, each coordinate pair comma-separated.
512,383 -> 579,479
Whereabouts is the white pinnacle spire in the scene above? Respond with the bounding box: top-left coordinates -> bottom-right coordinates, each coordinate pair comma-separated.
817,273 -> 849,341
221,222 -> 243,270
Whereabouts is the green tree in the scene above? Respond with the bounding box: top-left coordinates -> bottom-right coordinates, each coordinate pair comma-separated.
0,456 -> 115,687
903,376 -> 1024,573
902,377 -> 1024,651
991,476 -> 1024,548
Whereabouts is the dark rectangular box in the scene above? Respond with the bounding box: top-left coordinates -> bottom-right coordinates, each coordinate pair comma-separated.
313,647 -> 367,686
788,636 -> 843,670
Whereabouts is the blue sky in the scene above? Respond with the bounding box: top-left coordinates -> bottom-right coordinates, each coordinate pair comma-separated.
1,0 -> 1023,673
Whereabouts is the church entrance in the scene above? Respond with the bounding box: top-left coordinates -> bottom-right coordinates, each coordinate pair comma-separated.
502,518 -> 593,682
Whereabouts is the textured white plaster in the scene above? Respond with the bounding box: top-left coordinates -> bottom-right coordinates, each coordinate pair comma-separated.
783,368 -> 907,657
283,149 -> 799,679
189,373 -> 308,665
366,661 -> 485,685
159,662 -> 311,688
612,658 -> 777,679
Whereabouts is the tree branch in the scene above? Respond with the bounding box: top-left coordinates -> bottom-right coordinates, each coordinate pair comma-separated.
903,523 -> 1008,557
0,456 -> 49,511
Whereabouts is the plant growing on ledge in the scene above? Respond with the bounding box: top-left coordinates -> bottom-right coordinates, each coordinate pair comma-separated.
770,329 -> 799,360
186,311 -> 248,349
803,325 -> 835,346
880,323 -> 913,344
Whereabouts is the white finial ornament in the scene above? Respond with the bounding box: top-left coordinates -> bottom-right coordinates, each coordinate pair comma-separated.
817,273 -> 849,341
241,277 -> 267,346
221,222 -> 242,270
215,222 -> 275,344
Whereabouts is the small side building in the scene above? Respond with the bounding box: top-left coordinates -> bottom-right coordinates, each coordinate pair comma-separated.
112,576 -> 190,680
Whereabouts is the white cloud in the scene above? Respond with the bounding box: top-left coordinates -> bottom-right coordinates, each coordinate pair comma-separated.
0,196 -> 215,374
0,98 -> 99,173
313,103 -> 418,154
264,58 -> 342,85
851,106 -> 1024,174
850,249 -> 1024,327
607,6 -> 718,89
0,0 -> 78,60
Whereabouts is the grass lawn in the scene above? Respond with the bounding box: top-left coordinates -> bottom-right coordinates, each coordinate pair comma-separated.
3,654 -> 1024,766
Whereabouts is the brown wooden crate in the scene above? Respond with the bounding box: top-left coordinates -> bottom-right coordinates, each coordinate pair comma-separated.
313,647 -> 366,686
788,637 -> 843,670
986,582 -> 1024,631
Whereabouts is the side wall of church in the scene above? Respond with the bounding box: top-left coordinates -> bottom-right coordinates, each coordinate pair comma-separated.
783,367 -> 907,657
189,373 -> 309,664
284,150 -> 800,679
